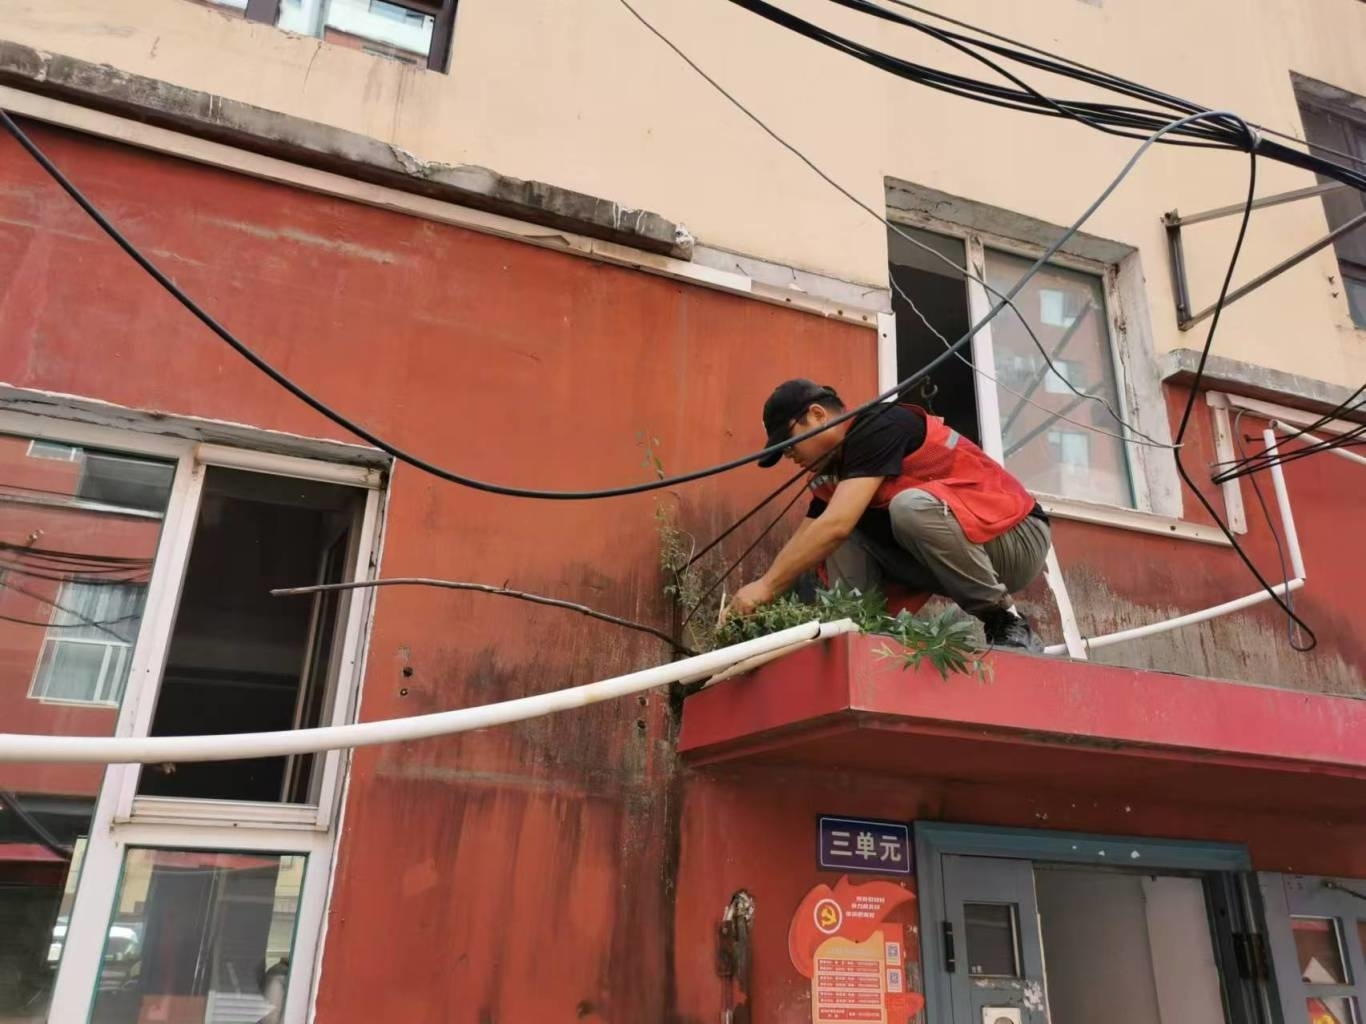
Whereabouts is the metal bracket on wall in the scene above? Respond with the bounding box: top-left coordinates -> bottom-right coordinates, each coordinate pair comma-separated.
1164,181 -> 1365,330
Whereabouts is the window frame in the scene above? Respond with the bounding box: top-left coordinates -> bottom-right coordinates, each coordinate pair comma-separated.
0,402 -> 387,1024
25,579 -> 149,707
1292,75 -> 1366,331
1262,873 -> 1366,1024
885,208 -> 1164,517
243,0 -> 458,72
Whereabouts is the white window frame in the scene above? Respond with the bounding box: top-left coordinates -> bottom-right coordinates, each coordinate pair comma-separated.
0,402 -> 387,1024
885,203 -> 1194,535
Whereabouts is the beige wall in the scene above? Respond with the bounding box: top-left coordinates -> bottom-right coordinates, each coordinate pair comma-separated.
2,0 -> 1364,386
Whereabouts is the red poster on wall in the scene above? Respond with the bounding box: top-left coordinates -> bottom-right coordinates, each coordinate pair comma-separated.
788,877 -> 925,1023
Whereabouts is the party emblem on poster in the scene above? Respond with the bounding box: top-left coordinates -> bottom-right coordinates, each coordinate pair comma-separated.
788,876 -> 925,1023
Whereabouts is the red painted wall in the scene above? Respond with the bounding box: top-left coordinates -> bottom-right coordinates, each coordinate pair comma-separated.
0,432 -> 161,796
672,766 -> 1366,1022
0,120 -> 1361,1022
0,121 -> 876,1022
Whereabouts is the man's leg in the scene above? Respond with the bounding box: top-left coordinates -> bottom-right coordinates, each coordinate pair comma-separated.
884,489 -> 1049,649
825,533 -> 885,594
983,514 -> 1051,594
884,489 -> 1015,615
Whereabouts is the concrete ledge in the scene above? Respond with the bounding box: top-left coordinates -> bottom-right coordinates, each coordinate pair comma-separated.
1161,348 -> 1364,419
0,40 -> 693,260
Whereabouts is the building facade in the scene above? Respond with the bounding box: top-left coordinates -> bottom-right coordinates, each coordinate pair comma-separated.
0,1 -> 1363,1022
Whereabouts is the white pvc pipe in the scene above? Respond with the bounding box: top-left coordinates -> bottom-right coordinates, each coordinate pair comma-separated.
1043,442 -> 1308,656
1263,429 -> 1307,579
1043,545 -> 1087,660
0,620 -> 855,765
1043,578 -> 1304,654
1270,421 -> 1366,470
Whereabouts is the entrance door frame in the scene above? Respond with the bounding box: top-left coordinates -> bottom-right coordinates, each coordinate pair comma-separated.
915,823 -> 1256,1024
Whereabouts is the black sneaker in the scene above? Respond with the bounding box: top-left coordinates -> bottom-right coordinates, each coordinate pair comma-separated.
982,609 -> 1044,653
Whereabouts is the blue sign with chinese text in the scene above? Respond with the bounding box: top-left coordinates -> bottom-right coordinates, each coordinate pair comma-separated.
817,815 -> 912,875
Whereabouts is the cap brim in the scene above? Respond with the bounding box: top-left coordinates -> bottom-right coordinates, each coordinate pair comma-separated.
757,450 -> 782,468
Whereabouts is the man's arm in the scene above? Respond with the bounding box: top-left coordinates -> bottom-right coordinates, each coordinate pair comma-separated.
727,476 -> 882,616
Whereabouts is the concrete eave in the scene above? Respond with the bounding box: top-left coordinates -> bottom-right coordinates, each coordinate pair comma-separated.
0,41 -> 694,260
680,633 -> 1366,820
1161,348 -> 1365,421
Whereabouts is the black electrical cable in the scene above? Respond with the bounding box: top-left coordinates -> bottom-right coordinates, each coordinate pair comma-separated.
1213,419 -> 1366,483
1210,389 -> 1366,483
0,102 -> 1185,503
682,462 -> 811,571
1168,144 -> 1317,648
723,0 -> 1241,149
680,474 -> 812,631
828,0 -> 1196,146
0,559 -> 148,586
0,107 -> 971,500
618,2 -> 1307,640
720,0 -> 1366,193
0,577 -> 137,642
0,540 -> 152,565
875,0 -> 1366,172
1234,409 -> 1311,651
0,790 -> 72,859
0,610 -> 142,630
1219,423 -> 1366,481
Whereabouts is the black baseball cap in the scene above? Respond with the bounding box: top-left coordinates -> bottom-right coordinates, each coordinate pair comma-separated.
758,379 -> 841,467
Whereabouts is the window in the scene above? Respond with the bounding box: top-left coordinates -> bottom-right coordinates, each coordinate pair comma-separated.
1265,875 -> 1366,1024
29,581 -> 148,705
1,429 -> 174,1023
887,221 -> 1137,509
136,466 -> 368,805
0,406 -> 382,1024
1294,81 -> 1366,329
230,0 -> 458,71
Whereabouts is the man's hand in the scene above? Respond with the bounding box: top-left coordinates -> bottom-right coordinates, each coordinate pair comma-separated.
727,579 -> 775,619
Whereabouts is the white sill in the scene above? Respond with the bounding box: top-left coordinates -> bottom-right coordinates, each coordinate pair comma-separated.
1036,495 -> 1232,547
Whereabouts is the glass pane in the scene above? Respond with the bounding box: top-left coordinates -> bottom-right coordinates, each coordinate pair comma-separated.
324,0 -> 435,65
1309,997 -> 1359,1024
983,250 -> 1135,508
32,639 -> 111,703
1294,916 -> 1350,984
965,902 -> 1020,977
77,454 -> 174,514
89,849 -> 306,1024
1345,273 -> 1366,330
0,432 -> 174,1020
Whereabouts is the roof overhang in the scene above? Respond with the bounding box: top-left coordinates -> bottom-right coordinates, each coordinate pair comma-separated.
680,634 -> 1366,819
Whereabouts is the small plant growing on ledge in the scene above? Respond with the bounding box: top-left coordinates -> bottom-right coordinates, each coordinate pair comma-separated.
715,583 -> 987,681
657,505 -> 984,681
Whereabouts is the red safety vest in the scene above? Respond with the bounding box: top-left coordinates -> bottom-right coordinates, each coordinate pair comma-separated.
810,405 -> 1037,545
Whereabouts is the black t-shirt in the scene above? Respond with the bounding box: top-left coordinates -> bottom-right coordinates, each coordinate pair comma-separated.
805,405 -> 927,548
806,406 -> 1044,547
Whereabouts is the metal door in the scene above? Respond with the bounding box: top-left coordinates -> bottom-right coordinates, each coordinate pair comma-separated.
941,855 -> 1050,1024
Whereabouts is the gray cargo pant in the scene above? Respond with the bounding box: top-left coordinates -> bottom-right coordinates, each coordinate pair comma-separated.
827,488 -> 1050,617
